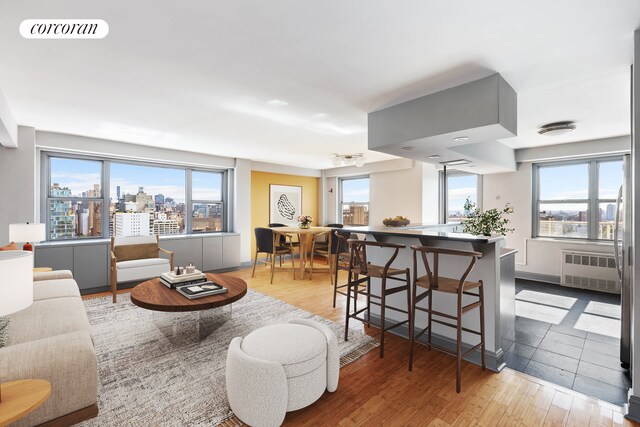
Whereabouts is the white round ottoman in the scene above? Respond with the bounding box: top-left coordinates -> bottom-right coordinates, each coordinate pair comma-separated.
226,319 -> 339,427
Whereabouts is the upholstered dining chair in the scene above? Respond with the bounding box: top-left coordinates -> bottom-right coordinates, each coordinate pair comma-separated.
252,227 -> 296,284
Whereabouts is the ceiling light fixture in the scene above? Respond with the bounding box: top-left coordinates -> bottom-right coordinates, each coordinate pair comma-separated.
538,121 -> 576,136
429,154 -> 440,159
402,146 -> 414,150
453,136 -> 469,142
440,159 -> 471,166
332,153 -> 366,168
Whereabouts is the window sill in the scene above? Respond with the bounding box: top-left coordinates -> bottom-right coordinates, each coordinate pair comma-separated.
529,237 -> 614,246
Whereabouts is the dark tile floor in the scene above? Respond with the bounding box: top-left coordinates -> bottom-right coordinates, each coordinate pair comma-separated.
503,279 -> 630,406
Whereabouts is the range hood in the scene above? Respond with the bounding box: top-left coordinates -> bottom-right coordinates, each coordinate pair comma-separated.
368,73 -> 517,174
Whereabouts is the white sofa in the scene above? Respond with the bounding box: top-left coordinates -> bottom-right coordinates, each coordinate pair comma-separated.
226,319 -> 339,427
0,270 -> 98,426
110,235 -> 173,302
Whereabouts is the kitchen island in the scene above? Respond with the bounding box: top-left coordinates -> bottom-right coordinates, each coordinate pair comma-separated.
340,223 -> 516,372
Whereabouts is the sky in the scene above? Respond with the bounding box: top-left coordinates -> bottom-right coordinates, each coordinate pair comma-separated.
341,177 -> 369,203
50,158 -> 223,204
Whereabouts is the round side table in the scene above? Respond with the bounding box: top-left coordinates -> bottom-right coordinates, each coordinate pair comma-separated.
0,379 -> 51,427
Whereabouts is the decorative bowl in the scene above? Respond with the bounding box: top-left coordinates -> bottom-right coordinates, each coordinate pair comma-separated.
383,219 -> 410,227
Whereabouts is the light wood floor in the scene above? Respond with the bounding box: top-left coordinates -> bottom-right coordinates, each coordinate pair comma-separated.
90,262 -> 638,426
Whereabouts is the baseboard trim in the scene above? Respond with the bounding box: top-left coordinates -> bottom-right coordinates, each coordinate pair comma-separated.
365,313 -> 505,373
515,271 -> 561,285
624,393 -> 640,422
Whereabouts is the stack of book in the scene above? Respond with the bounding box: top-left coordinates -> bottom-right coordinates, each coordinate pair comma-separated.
160,270 -> 207,289
176,282 -> 228,299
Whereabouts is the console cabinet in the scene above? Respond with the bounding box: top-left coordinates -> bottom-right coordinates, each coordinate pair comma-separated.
34,233 -> 241,294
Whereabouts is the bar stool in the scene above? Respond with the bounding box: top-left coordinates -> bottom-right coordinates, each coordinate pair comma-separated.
344,240 -> 411,358
330,230 -> 352,307
409,245 -> 485,393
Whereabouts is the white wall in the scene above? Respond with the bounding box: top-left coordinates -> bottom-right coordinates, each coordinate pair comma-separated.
322,159 -> 439,226
369,165 -> 423,226
234,158 -> 252,263
0,88 -> 18,148
0,127 -> 36,243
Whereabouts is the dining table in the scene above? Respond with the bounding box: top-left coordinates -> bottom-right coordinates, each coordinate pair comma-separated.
269,226 -> 333,279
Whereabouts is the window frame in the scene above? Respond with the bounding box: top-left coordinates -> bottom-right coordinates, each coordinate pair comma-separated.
41,151 -> 230,241
439,170 -> 482,224
190,169 -> 228,234
45,154 -> 106,240
532,156 -> 623,241
338,175 -> 370,226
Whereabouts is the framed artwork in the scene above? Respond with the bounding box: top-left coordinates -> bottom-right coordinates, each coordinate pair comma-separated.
269,184 -> 302,226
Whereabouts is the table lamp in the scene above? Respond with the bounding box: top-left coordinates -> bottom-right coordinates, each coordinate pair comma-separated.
0,250 -> 34,402
9,223 -> 46,251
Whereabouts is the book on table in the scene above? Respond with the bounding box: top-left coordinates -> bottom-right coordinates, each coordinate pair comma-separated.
176,282 -> 228,299
160,270 -> 206,288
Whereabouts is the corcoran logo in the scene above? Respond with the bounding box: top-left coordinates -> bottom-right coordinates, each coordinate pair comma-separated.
19,19 -> 109,39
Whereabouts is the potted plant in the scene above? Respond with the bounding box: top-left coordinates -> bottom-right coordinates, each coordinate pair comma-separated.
462,198 -> 514,236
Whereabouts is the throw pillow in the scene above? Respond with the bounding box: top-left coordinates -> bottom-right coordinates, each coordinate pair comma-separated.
0,242 -> 18,251
0,317 -> 10,348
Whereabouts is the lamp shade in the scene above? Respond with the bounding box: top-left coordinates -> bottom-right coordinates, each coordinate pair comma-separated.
9,223 -> 46,243
0,251 -> 33,316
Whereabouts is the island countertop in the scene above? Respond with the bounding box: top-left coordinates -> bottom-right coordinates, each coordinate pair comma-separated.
340,224 -> 505,244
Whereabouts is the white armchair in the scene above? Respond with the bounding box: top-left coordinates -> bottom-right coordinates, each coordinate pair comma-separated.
226,319 -> 339,427
110,235 -> 173,303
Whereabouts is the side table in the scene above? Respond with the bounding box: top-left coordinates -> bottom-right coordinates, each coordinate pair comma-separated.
0,379 -> 51,427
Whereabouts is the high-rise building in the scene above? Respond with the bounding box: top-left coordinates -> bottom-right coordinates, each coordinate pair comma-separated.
50,183 -> 75,239
76,207 -> 89,236
136,188 -> 154,212
606,203 -> 616,221
114,212 -> 152,236
342,204 -> 369,226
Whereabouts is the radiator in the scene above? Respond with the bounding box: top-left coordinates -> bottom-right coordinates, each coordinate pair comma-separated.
560,250 -> 620,294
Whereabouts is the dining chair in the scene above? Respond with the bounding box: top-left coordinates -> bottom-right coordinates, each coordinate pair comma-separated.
252,227 -> 296,284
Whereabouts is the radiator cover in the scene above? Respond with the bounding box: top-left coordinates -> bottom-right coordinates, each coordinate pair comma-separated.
560,250 -> 619,294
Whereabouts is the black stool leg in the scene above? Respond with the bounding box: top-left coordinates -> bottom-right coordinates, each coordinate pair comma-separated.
344,271 -> 353,342
456,292 -> 463,393
479,280 -> 486,370
408,269 -> 416,371
379,277 -> 386,358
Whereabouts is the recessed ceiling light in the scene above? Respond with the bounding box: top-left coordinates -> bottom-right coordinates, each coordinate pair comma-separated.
402,146 -> 414,150
441,159 -> 471,166
453,136 -> 469,142
429,154 -> 440,159
538,121 -> 576,136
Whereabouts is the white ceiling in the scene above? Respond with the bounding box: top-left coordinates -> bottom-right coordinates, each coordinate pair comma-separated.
0,1 -> 638,169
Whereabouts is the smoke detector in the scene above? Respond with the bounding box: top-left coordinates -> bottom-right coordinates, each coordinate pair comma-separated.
538,121 -> 576,136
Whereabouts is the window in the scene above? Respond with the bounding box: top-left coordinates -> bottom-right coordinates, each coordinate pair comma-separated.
44,153 -> 228,240
340,177 -> 369,226
110,162 -> 186,236
534,157 -> 622,240
191,171 -> 224,233
48,157 -> 104,240
444,172 -> 480,223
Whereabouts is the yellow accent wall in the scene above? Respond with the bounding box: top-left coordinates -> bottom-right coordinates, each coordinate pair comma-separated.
251,171 -> 318,257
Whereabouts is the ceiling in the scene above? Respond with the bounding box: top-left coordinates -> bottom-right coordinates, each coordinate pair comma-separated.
0,1 -> 638,170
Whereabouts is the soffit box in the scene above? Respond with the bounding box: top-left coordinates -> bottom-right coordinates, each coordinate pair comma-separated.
368,73 -> 517,174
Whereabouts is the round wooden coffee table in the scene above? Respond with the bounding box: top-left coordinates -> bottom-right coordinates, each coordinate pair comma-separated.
130,273 -> 247,312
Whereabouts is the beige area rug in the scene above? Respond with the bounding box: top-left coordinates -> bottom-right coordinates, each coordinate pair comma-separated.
79,290 -> 378,426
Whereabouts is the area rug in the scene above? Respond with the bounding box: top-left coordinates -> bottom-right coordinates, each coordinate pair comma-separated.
79,290 -> 378,426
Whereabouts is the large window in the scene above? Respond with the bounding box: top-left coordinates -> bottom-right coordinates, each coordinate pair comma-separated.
44,154 -> 228,240
340,177 -> 369,226
534,157 -> 622,240
444,172 -> 480,223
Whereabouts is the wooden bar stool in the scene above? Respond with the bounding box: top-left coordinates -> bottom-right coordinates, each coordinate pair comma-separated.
409,245 -> 485,393
331,230 -> 352,307
344,240 -> 411,358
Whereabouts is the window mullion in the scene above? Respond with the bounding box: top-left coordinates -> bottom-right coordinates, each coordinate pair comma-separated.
588,160 -> 598,239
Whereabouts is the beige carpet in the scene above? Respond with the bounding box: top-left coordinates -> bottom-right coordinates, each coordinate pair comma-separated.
79,290 -> 378,426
